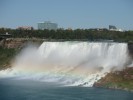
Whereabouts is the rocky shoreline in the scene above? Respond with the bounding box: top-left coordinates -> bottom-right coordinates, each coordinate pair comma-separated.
93,67 -> 133,92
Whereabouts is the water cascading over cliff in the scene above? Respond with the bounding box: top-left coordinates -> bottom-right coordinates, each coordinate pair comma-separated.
0,42 -> 130,86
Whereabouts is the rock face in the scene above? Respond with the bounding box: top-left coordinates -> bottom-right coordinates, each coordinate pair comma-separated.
0,38 -> 43,49
128,42 -> 133,58
93,67 -> 133,91
0,38 -> 26,48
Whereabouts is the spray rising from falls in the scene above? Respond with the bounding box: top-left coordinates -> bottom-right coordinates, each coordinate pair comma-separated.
0,42 -> 130,86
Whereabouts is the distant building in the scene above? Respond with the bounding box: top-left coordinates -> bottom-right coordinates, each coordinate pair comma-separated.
0,32 -> 12,39
38,21 -> 58,30
17,26 -> 33,30
109,25 -> 117,31
109,25 -> 123,32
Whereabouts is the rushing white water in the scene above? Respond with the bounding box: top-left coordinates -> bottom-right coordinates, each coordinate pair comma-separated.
0,42 -> 130,86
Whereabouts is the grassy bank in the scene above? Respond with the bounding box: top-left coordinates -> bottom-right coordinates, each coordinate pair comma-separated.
0,47 -> 18,70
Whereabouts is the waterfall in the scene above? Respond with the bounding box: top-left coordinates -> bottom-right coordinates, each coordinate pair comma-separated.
0,42 -> 130,86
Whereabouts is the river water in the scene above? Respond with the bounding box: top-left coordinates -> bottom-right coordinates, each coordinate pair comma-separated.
0,79 -> 133,100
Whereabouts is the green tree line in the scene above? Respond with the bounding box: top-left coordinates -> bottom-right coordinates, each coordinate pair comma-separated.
0,28 -> 133,42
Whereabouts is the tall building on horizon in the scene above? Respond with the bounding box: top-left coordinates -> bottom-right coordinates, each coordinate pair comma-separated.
109,25 -> 117,31
109,25 -> 123,32
38,21 -> 58,30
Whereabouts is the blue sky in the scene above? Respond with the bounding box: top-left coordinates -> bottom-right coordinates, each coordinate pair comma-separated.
0,0 -> 133,30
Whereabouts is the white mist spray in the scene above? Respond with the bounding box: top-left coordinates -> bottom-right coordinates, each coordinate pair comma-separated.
0,42 -> 130,86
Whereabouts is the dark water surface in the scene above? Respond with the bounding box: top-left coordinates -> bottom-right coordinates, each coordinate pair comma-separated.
0,79 -> 133,100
